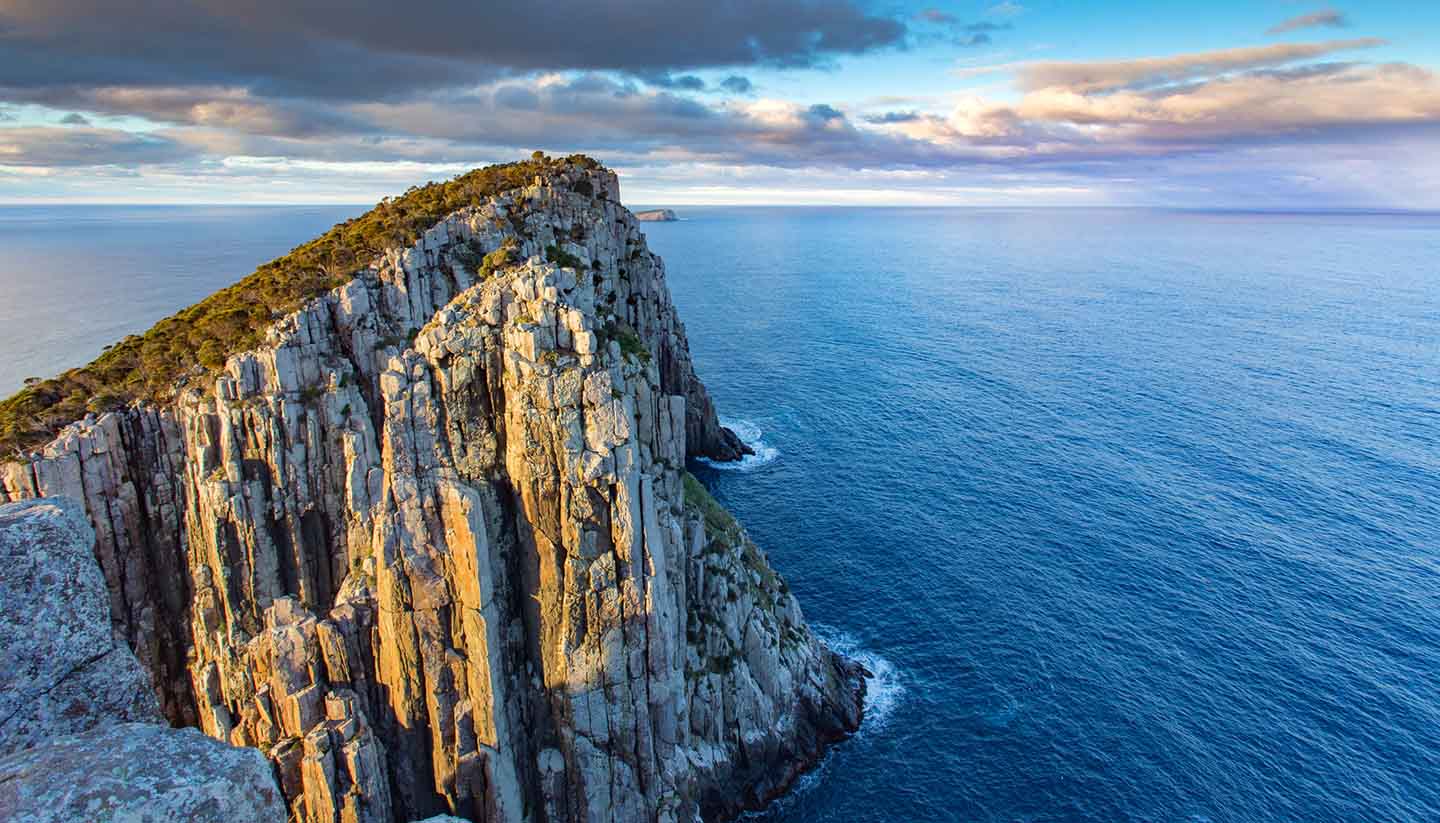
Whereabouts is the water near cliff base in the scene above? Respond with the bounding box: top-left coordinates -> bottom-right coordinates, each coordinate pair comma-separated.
4,205 -> 1440,822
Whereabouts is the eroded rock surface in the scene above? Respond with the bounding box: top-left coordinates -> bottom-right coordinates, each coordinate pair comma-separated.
0,723 -> 286,823
0,497 -> 161,749
1,162 -> 862,823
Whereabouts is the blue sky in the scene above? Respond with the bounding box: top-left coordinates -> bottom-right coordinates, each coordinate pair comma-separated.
1,1 -> 1437,206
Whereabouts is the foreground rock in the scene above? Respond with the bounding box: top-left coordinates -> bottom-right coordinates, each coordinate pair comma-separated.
635,208 -> 678,222
0,723 -> 286,823
0,497 -> 161,749
1,160 -> 861,822
0,498 -> 288,823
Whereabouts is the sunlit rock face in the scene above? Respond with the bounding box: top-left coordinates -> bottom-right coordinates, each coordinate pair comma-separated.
1,164 -> 863,823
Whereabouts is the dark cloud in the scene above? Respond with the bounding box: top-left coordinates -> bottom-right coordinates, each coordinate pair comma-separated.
0,126 -> 196,166
59,112 -> 90,125
1268,10 -> 1348,36
864,111 -> 921,124
0,0 -> 905,104
636,73 -> 708,91
720,76 -> 754,94
493,85 -> 541,111
911,10 -> 1009,47
807,104 -> 846,121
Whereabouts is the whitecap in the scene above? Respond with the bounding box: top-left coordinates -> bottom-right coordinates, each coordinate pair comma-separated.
698,418 -> 780,471
812,626 -> 906,734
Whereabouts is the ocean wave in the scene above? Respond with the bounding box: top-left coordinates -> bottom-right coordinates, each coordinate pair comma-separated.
812,626 -> 905,734
699,418 -> 780,471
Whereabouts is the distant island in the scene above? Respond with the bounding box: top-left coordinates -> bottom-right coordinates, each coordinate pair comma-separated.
635,208 -> 678,222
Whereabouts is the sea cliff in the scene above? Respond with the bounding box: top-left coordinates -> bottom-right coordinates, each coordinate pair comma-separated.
0,158 -> 864,822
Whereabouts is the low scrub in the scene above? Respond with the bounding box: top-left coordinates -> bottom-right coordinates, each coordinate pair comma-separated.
0,153 -> 604,456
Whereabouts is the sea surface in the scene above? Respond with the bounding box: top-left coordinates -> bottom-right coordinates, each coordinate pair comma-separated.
4,205 -> 1440,822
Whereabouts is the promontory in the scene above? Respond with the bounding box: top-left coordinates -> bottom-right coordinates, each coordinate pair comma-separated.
0,154 -> 865,823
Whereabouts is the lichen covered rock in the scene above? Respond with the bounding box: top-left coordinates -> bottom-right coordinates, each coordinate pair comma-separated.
0,497 -> 161,750
0,723 -> 286,823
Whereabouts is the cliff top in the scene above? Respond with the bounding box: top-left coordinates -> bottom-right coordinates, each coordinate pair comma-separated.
0,152 -> 608,456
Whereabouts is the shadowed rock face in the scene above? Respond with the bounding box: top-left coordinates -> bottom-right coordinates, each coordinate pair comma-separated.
0,163 -> 862,823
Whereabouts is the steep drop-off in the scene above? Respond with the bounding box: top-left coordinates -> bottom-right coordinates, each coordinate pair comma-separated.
0,159 -> 864,823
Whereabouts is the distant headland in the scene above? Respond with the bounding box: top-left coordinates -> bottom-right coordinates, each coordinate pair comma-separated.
635,208 -> 678,222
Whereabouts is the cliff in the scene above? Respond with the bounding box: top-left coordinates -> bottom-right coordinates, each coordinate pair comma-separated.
633,210 -> 678,223
0,158 -> 864,823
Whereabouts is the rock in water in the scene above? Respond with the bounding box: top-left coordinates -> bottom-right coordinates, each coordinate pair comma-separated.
0,158 -> 863,822
635,208 -> 679,222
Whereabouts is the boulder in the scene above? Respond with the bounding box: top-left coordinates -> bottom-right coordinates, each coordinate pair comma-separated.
0,723 -> 286,823
0,497 -> 161,750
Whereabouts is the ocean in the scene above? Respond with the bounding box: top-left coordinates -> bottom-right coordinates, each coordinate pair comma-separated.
4,205 -> 1440,822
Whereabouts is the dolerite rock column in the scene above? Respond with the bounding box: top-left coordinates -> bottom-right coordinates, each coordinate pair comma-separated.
1,163 -> 863,822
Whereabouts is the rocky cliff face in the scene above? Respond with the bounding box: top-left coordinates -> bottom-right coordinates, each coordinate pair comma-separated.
0,162 -> 863,823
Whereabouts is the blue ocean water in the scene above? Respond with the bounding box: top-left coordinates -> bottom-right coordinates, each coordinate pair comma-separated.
644,208 -> 1440,823
0,205 -> 360,395
3,205 -> 1440,822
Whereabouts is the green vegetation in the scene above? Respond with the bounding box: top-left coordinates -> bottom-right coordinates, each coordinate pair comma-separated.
0,153 -> 605,456
480,237 -> 519,278
683,472 -> 740,541
545,244 -> 584,269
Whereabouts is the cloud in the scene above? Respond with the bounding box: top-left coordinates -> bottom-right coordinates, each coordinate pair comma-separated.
0,126 -> 196,166
720,76 -> 755,95
12,86 -> 371,138
864,111 -> 922,124
637,73 -> 708,91
1018,38 -> 1386,93
1011,62 -> 1440,139
913,8 -> 1011,46
59,112 -> 89,125
987,1 -> 1024,17
0,0 -> 906,104
1268,10 -> 1348,36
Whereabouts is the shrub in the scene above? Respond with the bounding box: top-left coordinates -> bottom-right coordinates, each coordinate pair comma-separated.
545,244 -> 583,269
480,237 -> 519,279
614,326 -> 651,364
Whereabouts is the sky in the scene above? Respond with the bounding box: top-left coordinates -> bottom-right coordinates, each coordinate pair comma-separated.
1,1 -> 1438,207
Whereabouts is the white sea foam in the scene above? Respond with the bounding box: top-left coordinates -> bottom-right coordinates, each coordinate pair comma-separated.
812,626 -> 906,734
698,418 -> 780,471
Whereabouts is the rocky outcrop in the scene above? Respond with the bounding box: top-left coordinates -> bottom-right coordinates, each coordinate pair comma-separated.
0,497 -> 288,823
0,723 -> 287,823
634,209 -> 678,222
1,161 -> 861,822
0,497 -> 162,749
